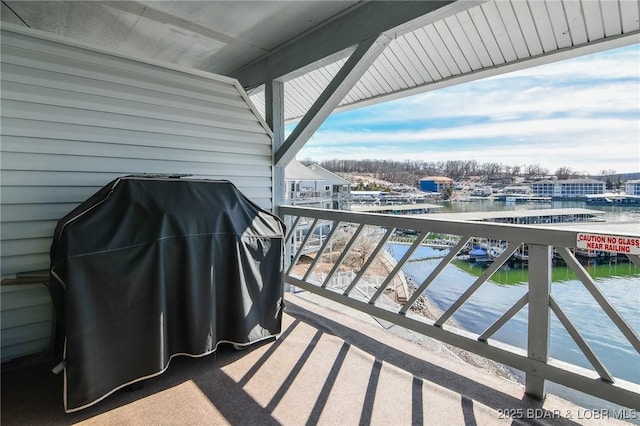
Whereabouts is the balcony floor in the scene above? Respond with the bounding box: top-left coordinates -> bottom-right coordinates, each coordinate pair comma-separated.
1,294 -> 615,425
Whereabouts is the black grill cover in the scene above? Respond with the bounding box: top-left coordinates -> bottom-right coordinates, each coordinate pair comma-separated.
49,176 -> 285,412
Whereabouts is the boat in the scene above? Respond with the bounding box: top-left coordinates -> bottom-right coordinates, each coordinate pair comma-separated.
466,247 -> 494,266
468,247 -> 487,257
512,246 -> 529,263
471,257 -> 494,267
584,194 -> 640,206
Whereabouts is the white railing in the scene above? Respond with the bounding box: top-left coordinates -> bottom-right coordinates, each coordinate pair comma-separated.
288,190 -> 332,201
309,271 -> 401,312
280,205 -> 640,409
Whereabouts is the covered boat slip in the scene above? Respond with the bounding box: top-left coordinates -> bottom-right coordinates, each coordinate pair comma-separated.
422,208 -> 608,224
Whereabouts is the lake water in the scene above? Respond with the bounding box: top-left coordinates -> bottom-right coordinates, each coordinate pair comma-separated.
387,199 -> 640,414
439,199 -> 640,223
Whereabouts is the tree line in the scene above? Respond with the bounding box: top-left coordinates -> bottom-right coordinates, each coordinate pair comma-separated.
300,159 -> 625,189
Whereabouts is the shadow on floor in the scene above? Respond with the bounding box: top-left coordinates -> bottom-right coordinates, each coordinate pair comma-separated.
1,297 -> 580,425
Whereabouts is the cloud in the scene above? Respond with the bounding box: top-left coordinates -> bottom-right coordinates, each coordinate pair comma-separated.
324,78 -> 638,126
298,114 -> 639,173
295,44 -> 640,174
304,117 -> 636,144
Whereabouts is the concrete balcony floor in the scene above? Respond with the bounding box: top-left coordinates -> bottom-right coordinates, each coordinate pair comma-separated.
1,294 -> 620,425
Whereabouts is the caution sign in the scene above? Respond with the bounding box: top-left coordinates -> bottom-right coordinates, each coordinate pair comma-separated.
577,233 -> 640,254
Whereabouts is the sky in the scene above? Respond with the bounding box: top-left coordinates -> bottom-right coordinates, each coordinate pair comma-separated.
292,43 -> 640,175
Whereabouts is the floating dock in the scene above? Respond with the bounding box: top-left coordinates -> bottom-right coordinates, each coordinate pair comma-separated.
351,203 -> 443,215
492,194 -> 552,202
418,208 -> 606,225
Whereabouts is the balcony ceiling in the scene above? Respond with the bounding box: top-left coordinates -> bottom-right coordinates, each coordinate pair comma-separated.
2,1 -> 639,122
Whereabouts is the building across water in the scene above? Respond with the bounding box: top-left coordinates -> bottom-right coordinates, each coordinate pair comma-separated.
530,179 -> 606,200
624,179 -> 640,196
418,176 -> 453,193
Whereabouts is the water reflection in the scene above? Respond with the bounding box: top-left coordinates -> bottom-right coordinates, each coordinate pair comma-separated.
390,243 -> 640,386
391,199 -> 640,412
440,199 -> 640,223
453,258 -> 640,286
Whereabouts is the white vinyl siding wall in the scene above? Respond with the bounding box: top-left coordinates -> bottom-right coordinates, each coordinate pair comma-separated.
0,27 -> 272,363
1,284 -> 53,363
1,27 -> 273,277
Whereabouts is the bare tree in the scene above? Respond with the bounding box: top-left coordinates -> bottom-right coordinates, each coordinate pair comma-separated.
327,225 -> 384,268
510,164 -> 522,180
601,169 -> 618,190
555,166 -> 573,180
347,226 -> 384,268
313,159 -> 566,186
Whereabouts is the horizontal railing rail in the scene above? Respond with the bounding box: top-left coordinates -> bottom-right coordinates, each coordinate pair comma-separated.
287,190 -> 333,201
280,205 -> 640,409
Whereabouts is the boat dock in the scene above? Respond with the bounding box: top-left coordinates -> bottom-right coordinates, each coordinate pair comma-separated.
418,208 -> 606,225
492,194 -> 552,203
351,203 -> 443,215
406,208 -> 631,267
585,193 -> 640,206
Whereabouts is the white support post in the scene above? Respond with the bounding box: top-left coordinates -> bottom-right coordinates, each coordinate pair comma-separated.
265,80 -> 291,291
266,80 -> 285,216
526,244 -> 552,400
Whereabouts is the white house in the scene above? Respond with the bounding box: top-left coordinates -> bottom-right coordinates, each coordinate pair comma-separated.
284,160 -> 332,209
284,161 -> 351,210
284,160 -> 351,255
307,164 -> 352,210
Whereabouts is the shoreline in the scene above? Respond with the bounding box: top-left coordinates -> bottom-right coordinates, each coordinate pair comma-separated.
292,250 -> 519,384
404,276 -> 520,384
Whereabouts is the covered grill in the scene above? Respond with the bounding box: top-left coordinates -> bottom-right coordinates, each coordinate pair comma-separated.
49,176 -> 285,412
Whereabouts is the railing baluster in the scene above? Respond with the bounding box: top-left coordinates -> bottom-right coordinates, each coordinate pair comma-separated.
627,253 -> 640,269
322,223 -> 365,288
434,241 -> 520,327
363,231 -> 429,303
285,215 -> 302,243
558,247 -> 640,354
478,293 -> 528,342
344,227 -> 395,296
526,244 -> 552,401
399,237 -> 471,314
549,296 -> 614,383
286,218 -> 319,275
287,275 -> 640,410
303,220 -> 340,282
